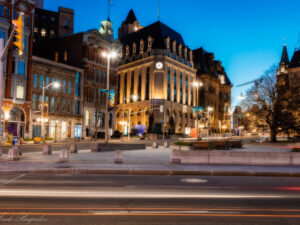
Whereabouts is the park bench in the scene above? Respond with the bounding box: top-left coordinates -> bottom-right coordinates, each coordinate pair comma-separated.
228,140 -> 243,149
212,141 -> 228,150
193,142 -> 211,150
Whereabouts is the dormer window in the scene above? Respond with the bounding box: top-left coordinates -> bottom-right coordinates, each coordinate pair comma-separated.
219,75 -> 225,84
172,41 -> 176,52
166,37 -> 170,49
184,47 -> 188,58
126,45 -> 129,56
179,44 -> 182,56
132,42 -> 136,54
147,36 -> 152,49
189,50 -> 193,60
140,39 -> 144,53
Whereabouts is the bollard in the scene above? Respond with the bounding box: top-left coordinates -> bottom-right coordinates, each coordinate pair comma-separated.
152,142 -> 158,148
70,143 -> 78,153
91,143 -> 98,152
59,149 -> 69,162
164,141 -> 169,147
8,147 -> 19,161
43,145 -> 52,155
114,150 -> 123,164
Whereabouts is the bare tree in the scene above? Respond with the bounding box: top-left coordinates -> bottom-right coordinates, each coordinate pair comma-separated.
243,65 -> 298,142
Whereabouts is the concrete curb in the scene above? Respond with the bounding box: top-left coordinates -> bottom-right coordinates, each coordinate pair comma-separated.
0,169 -> 300,177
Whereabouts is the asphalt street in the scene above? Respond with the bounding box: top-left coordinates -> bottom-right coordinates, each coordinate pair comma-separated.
0,174 -> 300,224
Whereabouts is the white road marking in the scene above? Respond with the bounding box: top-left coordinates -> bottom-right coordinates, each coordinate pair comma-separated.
86,210 -> 240,214
0,174 -> 26,187
181,178 -> 208,183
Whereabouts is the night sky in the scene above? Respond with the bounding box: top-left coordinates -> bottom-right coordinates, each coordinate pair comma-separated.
44,0 -> 300,107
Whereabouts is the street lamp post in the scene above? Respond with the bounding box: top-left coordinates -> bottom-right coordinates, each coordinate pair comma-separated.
41,81 -> 60,144
102,51 -> 117,143
122,95 -> 137,140
207,106 -> 213,140
193,81 -> 203,140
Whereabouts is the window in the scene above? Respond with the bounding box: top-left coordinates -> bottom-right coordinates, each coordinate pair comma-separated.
68,81 -> 72,94
62,99 -> 66,113
23,37 -> 27,52
67,100 -> 71,113
55,52 -> 58,62
75,72 -> 80,97
33,74 -> 38,88
0,4 -> 4,17
16,85 -> 24,99
32,94 -> 37,110
173,69 -> 177,102
17,60 -> 25,75
50,29 -> 55,37
64,20 -> 69,28
146,67 -> 150,100
46,77 -> 50,89
50,17 -> 55,23
138,69 -> 142,100
62,80 -> 66,93
5,7 -> 9,19
0,31 -> 5,46
12,58 -> 15,73
57,79 -> 61,92
34,27 -> 38,33
98,71 -> 102,83
75,100 -> 80,114
64,51 -> 68,61
51,78 -> 55,90
117,75 -> 120,104
185,74 -> 188,105
123,73 -> 127,102
130,71 -> 134,99
167,67 -> 171,101
55,98 -> 60,112
50,97 -> 54,112
41,28 -> 46,37
180,72 -> 183,104
85,111 -> 90,126
39,75 -> 44,89
94,69 -> 97,81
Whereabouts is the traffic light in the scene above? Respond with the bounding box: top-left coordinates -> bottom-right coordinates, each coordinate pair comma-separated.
12,13 -> 23,56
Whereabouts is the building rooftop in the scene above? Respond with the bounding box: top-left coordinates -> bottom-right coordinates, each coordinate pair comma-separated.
289,50 -> 300,68
120,21 -> 186,49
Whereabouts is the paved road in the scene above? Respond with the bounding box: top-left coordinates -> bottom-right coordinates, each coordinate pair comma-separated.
0,174 -> 300,224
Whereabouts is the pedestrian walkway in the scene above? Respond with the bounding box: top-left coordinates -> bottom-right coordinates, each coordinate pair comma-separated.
1,147 -> 300,177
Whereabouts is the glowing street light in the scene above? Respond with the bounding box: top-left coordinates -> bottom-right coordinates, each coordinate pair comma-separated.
102,50 -> 118,142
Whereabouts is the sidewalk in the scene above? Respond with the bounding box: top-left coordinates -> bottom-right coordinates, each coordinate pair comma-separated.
1,148 -> 300,177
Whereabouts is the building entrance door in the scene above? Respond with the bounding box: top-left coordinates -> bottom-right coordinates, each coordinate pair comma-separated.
6,107 -> 25,138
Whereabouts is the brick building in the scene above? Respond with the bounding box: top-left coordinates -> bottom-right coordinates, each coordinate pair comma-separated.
193,48 -> 232,133
30,56 -> 83,141
0,0 -> 35,140
33,12 -> 121,138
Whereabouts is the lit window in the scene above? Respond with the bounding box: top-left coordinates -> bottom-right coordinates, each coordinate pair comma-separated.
55,52 -> 58,62
64,51 -> 67,61
16,85 -> 24,99
220,75 -> 225,84
34,27 -> 38,33
125,45 -> 129,56
85,111 -> 90,126
148,36 -> 152,48
41,28 -> 46,37
132,43 -> 136,54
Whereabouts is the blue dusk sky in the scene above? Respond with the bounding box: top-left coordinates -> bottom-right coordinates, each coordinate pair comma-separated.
44,0 -> 300,107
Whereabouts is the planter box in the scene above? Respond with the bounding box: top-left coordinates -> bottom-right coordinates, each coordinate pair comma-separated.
170,150 -> 300,166
171,145 -> 193,151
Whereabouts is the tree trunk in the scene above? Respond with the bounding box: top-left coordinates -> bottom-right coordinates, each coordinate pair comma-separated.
270,128 -> 277,142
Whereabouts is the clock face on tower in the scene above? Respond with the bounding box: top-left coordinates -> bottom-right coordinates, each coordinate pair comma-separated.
156,62 -> 163,70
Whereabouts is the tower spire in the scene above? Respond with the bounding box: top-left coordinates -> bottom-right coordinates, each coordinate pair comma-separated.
108,0 -> 112,21
280,42 -> 289,66
158,0 -> 160,21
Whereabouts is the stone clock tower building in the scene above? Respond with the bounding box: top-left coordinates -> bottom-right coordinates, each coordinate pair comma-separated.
116,10 -> 197,135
